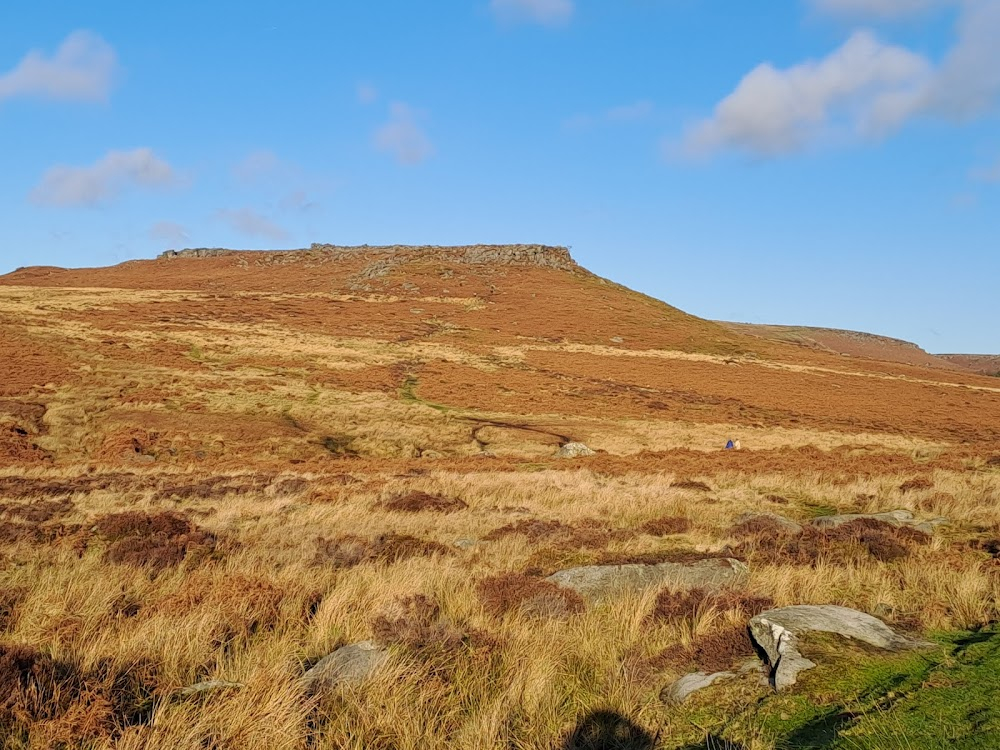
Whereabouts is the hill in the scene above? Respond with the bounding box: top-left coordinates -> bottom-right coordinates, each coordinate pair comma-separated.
2,244 -> 999,472
1,245 -> 999,750
940,353 -> 1000,377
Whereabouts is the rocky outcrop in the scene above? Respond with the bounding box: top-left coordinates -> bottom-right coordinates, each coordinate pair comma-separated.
158,244 -> 577,270
810,510 -> 947,535
301,641 -> 389,693
749,605 -> 932,691
546,558 -> 747,603
555,442 -> 596,458
158,248 -> 234,259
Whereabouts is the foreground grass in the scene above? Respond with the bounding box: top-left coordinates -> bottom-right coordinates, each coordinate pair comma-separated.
0,465 -> 998,748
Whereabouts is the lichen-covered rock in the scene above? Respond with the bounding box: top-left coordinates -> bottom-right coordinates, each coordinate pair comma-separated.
546,558 -> 747,603
749,605 -> 932,691
661,671 -> 736,704
555,442 -> 595,458
302,641 -> 388,693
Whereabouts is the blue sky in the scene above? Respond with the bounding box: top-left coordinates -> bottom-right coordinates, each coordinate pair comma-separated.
1,0 -> 997,353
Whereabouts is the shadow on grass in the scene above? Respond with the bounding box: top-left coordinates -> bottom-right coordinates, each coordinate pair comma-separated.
559,710 -> 657,750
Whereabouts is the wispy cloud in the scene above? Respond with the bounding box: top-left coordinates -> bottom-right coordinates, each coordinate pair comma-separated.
970,157 -> 1000,183
31,148 -> 176,207
566,100 -> 654,129
149,220 -> 190,245
374,102 -> 434,165
232,149 -> 284,184
811,0 -> 952,19
682,0 -> 1000,157
490,0 -> 574,27
0,30 -> 117,103
216,208 -> 289,241
357,81 -> 378,105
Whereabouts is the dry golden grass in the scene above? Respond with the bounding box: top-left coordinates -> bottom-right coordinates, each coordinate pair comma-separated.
1,462 -> 998,748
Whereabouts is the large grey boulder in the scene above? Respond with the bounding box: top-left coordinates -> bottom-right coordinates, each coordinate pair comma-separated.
749,605 -> 932,691
546,558 -> 747,603
302,641 -> 388,693
662,671 -> 736,705
810,510 -> 947,535
555,442 -> 596,458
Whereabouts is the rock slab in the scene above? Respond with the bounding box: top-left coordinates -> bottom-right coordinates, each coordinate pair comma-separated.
546,558 -> 747,603
302,641 -> 388,693
749,605 -> 932,691
662,671 -> 736,704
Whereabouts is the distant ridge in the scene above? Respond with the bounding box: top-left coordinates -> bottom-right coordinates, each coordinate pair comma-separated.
158,243 -> 577,270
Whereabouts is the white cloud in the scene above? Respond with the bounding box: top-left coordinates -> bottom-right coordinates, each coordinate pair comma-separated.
0,30 -> 117,103
217,208 -> 288,241
149,221 -> 190,245
684,0 -> 1000,157
357,82 -> 378,105
684,31 -> 930,155
31,148 -> 176,207
374,102 -> 434,165
490,0 -> 574,26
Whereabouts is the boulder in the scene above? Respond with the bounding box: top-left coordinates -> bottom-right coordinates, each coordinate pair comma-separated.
546,558 -> 747,603
749,605 -> 932,691
810,510 -> 947,535
302,641 -> 388,693
555,442 -> 596,458
661,671 -> 735,705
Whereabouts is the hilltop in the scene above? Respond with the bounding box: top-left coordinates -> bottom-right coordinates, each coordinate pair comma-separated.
2,245 -> 999,471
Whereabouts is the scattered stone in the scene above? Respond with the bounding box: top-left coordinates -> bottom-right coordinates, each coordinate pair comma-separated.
177,680 -> 243,698
301,641 -> 389,693
734,512 -> 804,535
810,510 -> 947,535
546,558 -> 747,603
662,670 -> 736,704
748,605 -> 932,691
555,442 -> 595,458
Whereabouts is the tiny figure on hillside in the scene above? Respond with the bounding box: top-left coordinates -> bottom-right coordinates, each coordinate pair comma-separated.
734,439 -> 742,450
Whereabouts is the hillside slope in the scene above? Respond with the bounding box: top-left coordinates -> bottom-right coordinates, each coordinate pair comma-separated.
2,245 -> 999,470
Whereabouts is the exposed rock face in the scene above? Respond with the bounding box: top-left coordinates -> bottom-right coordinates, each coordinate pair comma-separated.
158,248 -> 234,259
159,243 -> 577,270
301,641 -> 389,693
555,442 -> 596,458
810,510 -> 947,535
662,671 -> 736,704
749,605 -> 932,691
546,558 -> 747,603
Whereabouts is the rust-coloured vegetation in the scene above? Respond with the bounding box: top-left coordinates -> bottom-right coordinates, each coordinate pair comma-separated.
476,573 -> 585,619
0,644 -> 159,745
313,533 -> 451,569
640,515 -> 691,536
728,516 -> 929,565
95,511 -> 217,572
381,491 -> 468,513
